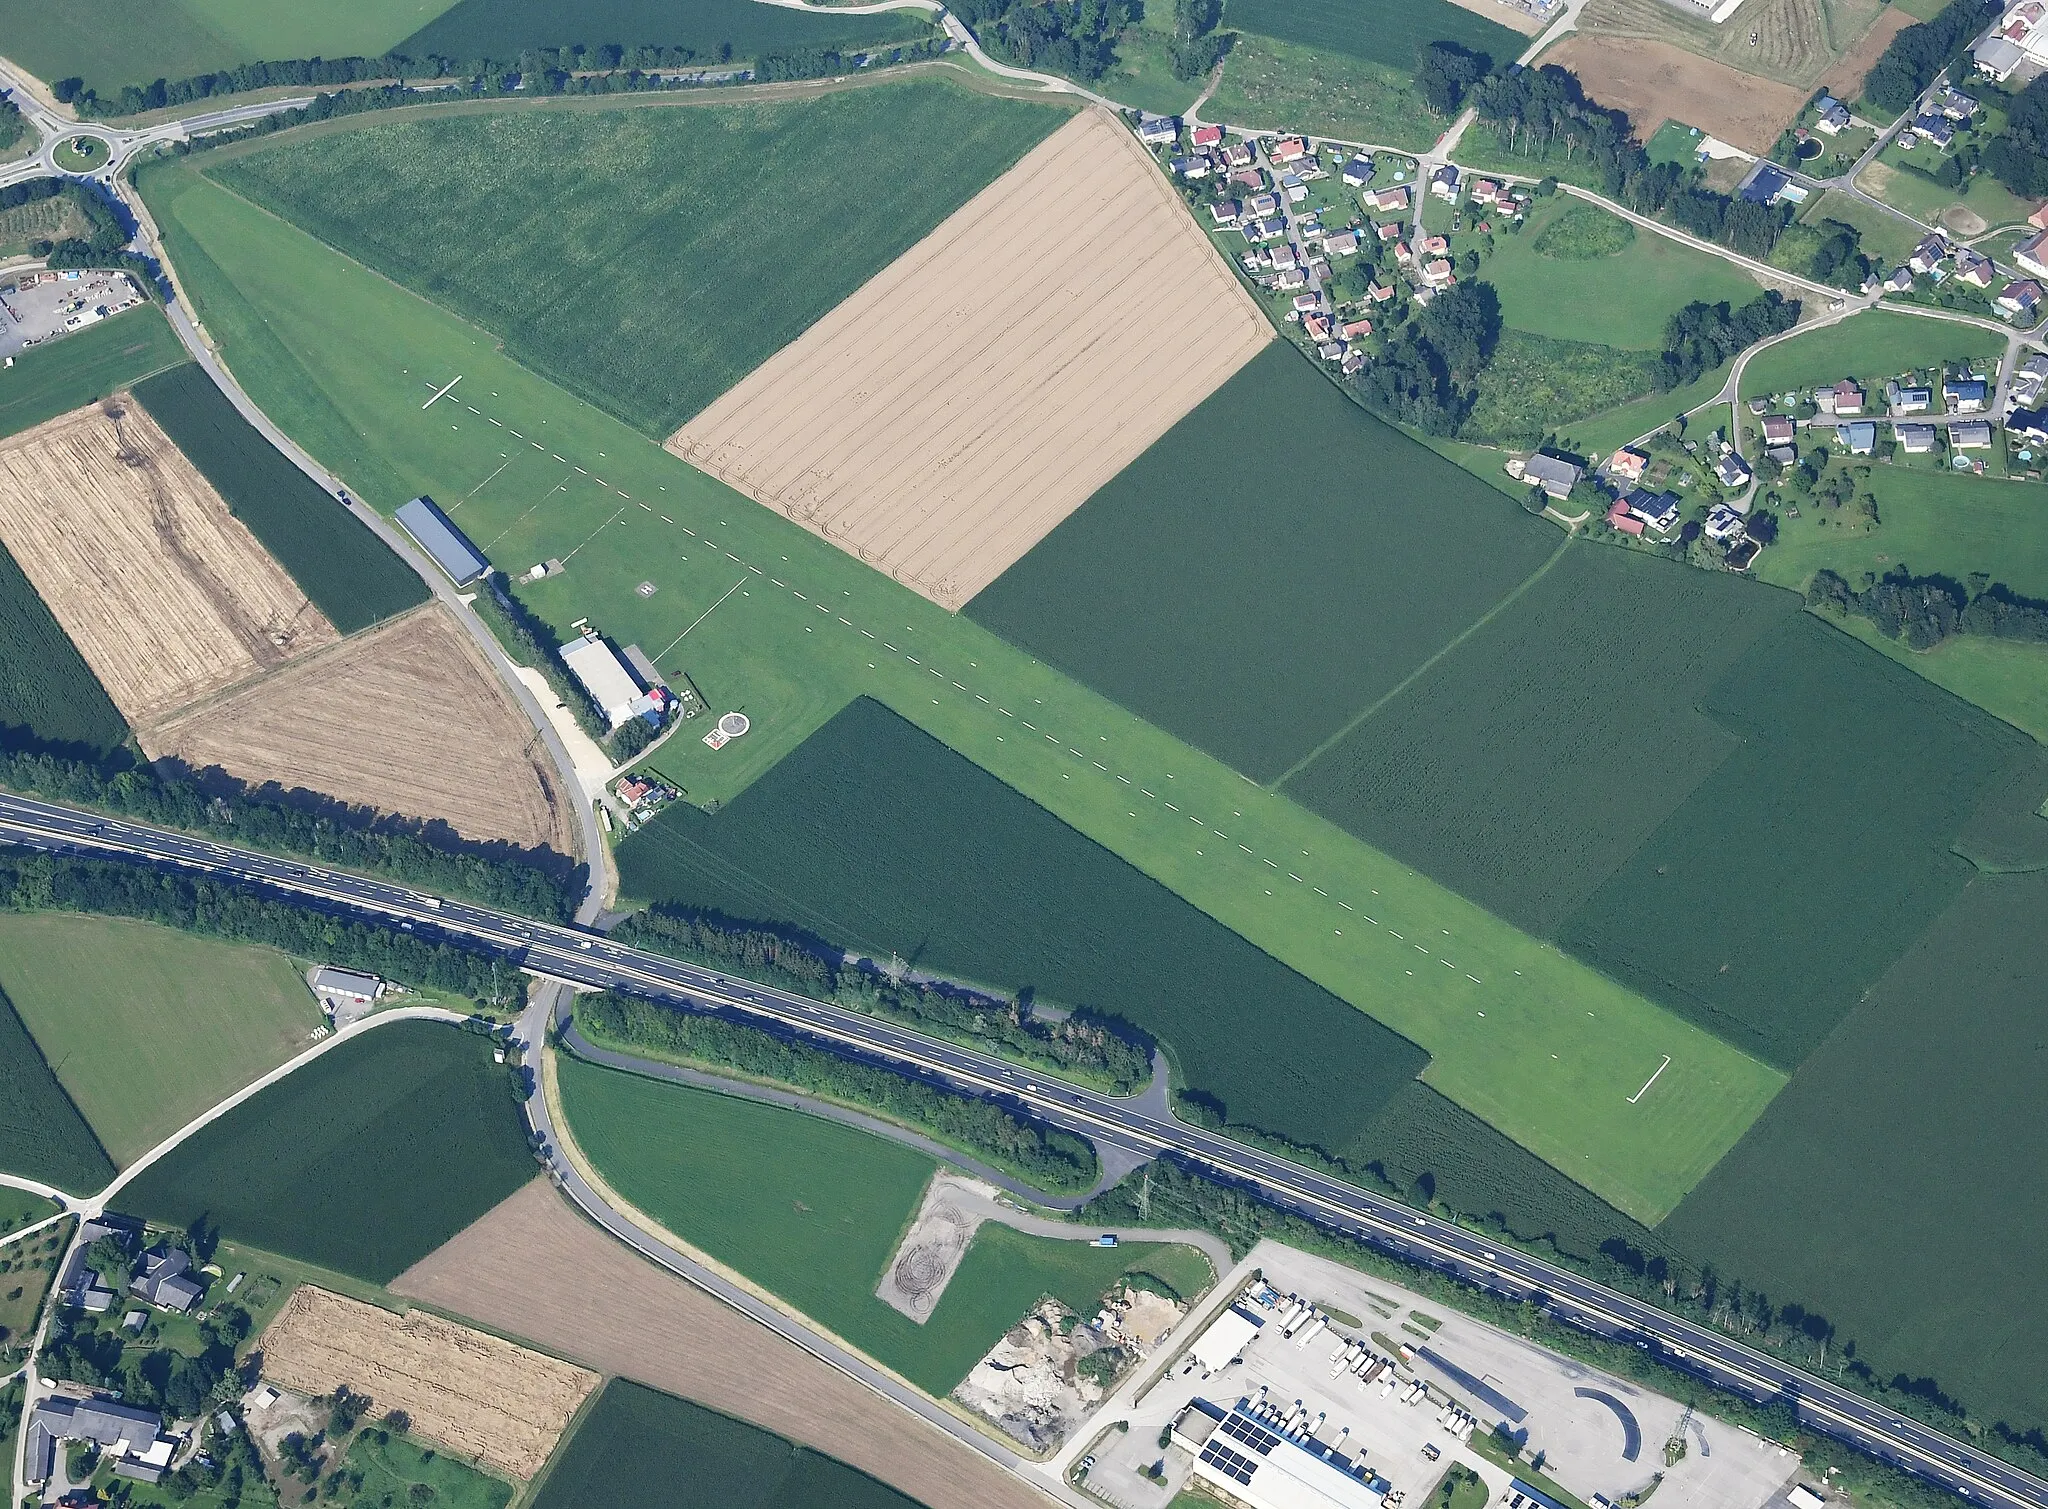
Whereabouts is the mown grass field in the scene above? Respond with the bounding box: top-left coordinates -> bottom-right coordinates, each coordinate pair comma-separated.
1482,198 -> 1765,351
138,144 -> 1785,1224
533,1380 -> 917,1509
1860,146 -> 2038,234
400,0 -> 930,68
210,82 -> 1064,437
1222,0 -> 1525,73
967,344 -> 1563,783
618,697 -> 1430,1147
1738,307 -> 2004,402
1205,33 -> 1439,149
133,365 -> 426,634
0,539 -> 127,757
0,983 -> 112,1192
0,304 -> 186,442
1283,547 -> 1798,938
1662,869 -> 2048,1433
339,1427 -> 512,1509
558,1057 -> 1209,1394
1796,190 -> 1927,267
1561,612 -> 2037,1070
118,1021 -> 534,1282
0,0 -> 462,100
0,913 -> 325,1165
0,1189 -> 58,1238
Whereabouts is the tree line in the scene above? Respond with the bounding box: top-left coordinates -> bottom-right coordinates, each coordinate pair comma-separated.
573,990 -> 1100,1193
1660,291 -> 1801,389
614,903 -> 1154,1093
0,177 -> 159,290
0,849 -> 526,1006
1861,0 -> 2001,116
949,0 -> 1131,83
1807,569 -> 2048,651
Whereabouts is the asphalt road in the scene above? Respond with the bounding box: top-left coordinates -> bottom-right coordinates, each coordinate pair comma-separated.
1,791 -> 2043,1509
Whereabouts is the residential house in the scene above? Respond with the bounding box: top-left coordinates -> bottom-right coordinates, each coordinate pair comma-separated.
1368,283 -> 1396,303
1768,445 -> 1798,467
1470,179 -> 1501,205
1944,378 -> 1989,413
2031,201 -> 2048,232
1703,503 -> 1748,542
1740,163 -> 1792,204
1292,293 -> 1323,314
1761,414 -> 1796,446
1136,114 -> 1179,146
1892,386 -> 1933,415
1192,123 -> 1224,148
1950,420 -> 1995,448
1224,141 -> 1255,169
1716,452 -> 1753,488
2015,229 -> 2048,279
1269,242 -> 1297,270
1518,453 -> 1582,501
1171,155 -> 1212,179
25,1398 -> 163,1485
1281,173 -> 1308,204
1342,155 -> 1375,187
1318,341 -> 1345,361
2008,406 -> 2048,443
1840,420 -> 1877,455
1911,113 -> 1956,149
1825,379 -> 1865,416
60,1217 -> 132,1314
1341,349 -> 1366,375
1325,230 -> 1360,257
1910,234 -> 1950,276
1248,190 -> 1280,217
1897,423 -> 1939,453
1420,234 -> 1450,257
1270,135 -> 1308,163
1955,250 -> 1996,288
1340,318 -> 1373,340
1422,257 -> 1455,287
1375,219 -> 1403,242
1606,499 -> 1645,536
1747,395 -> 1773,415
1996,278 -> 2043,318
1395,240 -> 1415,265
131,1244 -> 205,1313
1429,164 -> 1459,200
1365,185 -> 1410,212
2011,354 -> 2048,408
1936,85 -> 1979,120
1883,265 -> 1916,293
1209,199 -> 1242,227
1814,94 -> 1852,134
1624,488 -> 1681,534
1304,314 -> 1332,341
1607,447 -> 1650,485
1275,266 -> 1307,290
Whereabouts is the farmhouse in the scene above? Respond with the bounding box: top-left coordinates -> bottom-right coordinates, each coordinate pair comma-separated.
25,1397 -> 163,1485
131,1243 -> 205,1313
1517,453 -> 1582,501
396,496 -> 487,586
560,631 -> 658,729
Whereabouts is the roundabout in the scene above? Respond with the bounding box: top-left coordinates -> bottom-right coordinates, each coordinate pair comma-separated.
52,134 -> 109,174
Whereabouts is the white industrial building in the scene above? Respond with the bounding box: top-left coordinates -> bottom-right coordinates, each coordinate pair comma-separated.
312,967 -> 382,1008
1975,1 -> 2048,80
560,631 -> 661,730
1173,1398 -> 1392,1509
1190,1305 -> 1266,1375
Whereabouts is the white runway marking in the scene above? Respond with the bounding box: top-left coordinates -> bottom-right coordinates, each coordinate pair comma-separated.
1628,1056 -> 1673,1104
421,374 -> 462,409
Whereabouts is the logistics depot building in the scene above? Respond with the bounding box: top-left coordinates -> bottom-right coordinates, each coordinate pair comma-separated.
1173,1396 -> 1393,1509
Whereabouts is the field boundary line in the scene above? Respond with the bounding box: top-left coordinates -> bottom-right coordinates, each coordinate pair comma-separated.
1270,535 -> 1574,788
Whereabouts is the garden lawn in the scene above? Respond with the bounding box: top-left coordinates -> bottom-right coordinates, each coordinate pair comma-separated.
207,81 -> 1064,436
1738,306 -> 2004,402
1221,0 -> 1524,74
1206,33 -> 1439,150
138,151 -> 1783,1224
0,1189 -> 58,1238
339,1428 -> 512,1509
1797,190 -> 1926,267
0,913 -> 324,1165
532,1381 -> 917,1509
0,304 -> 187,442
1661,869 -> 2048,1435
116,1020 -> 535,1282
398,0 -> 930,69
1756,464 -> 2048,601
558,1057 -> 1207,1394
1482,197 -> 1764,351
0,984 -> 111,1192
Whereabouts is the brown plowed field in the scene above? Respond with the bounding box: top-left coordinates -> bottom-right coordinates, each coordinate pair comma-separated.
256,1283 -> 598,1480
142,606 -> 574,855
393,1180 -> 1053,1509
0,398 -> 334,725
668,106 -> 1272,611
1817,4 -> 1914,103
1544,34 -> 1809,153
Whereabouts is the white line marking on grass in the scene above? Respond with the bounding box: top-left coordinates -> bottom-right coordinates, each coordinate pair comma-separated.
1628,1056 -> 1673,1104
489,417 -> 502,427
654,574 -> 751,660
1389,931 -> 1402,939
1467,974 -> 1482,983
422,374 -> 462,409
662,516 -> 675,524
560,503 -> 629,563
461,459 -> 511,501
1313,887 -> 1327,896
1337,900 -> 1351,910
1287,873 -> 1302,882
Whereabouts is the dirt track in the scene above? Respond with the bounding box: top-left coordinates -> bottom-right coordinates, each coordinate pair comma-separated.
0,399 -> 335,724
142,606 -> 574,855
392,1179 -> 1053,1509
669,106 -> 1272,610
1545,34 -> 1809,153
256,1283 -> 598,1481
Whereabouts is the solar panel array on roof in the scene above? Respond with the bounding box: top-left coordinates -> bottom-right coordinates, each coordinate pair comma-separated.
1220,1411 -> 1282,1456
1201,1438 -> 1260,1486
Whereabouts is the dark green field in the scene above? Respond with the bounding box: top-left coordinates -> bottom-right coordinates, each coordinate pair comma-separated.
1284,546 -> 1797,937
209,81 -> 1065,436
965,344 -> 1559,783
0,540 -> 128,757
133,365 -> 426,634
0,984 -> 114,1193
116,1021 -> 535,1282
1662,869 -> 2048,1432
1560,612 -> 2036,1070
0,305 -> 186,442
401,0 -> 930,69
618,697 -> 1428,1149
1221,0 -> 1524,71
532,1380 -> 919,1509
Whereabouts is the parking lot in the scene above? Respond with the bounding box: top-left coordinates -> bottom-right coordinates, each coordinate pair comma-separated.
1057,1242 -> 1805,1509
0,269 -> 145,359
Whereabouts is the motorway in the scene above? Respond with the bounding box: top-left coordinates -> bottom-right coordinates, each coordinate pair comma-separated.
2,789 -> 2045,1509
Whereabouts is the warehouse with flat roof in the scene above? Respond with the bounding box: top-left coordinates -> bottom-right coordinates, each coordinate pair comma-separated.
561,631 -> 654,729
396,496 -> 488,585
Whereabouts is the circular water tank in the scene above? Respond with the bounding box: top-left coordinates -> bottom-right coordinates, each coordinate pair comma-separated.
718,712 -> 751,739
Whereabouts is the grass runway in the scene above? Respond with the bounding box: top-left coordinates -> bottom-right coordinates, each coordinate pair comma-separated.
138,148 -> 1786,1222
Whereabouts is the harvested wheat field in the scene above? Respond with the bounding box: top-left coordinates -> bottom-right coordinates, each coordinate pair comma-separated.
1544,34 -> 1808,153
257,1284 -> 597,1480
143,606 -> 573,855
0,398 -> 334,725
393,1180 -> 1051,1509
669,107 -> 1272,611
